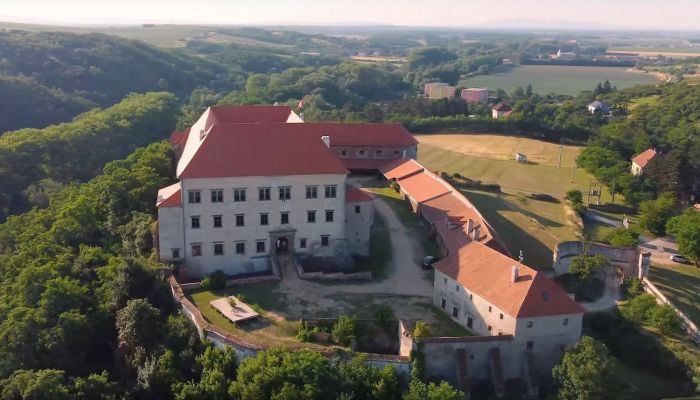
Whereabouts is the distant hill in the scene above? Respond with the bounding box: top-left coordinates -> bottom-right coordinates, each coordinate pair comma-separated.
0,30 -> 232,133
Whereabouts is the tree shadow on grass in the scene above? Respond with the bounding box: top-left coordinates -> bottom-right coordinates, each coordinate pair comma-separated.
649,266 -> 700,324
460,189 -> 554,270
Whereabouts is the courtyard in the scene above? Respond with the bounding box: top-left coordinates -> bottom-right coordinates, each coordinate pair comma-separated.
186,178 -> 470,350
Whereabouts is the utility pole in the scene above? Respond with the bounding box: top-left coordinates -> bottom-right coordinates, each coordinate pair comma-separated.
571,161 -> 576,183
558,141 -> 563,169
611,178 -> 617,204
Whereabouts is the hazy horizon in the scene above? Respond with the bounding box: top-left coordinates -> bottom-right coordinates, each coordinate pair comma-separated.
1,0 -> 699,31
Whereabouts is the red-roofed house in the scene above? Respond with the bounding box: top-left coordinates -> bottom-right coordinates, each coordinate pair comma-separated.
492,103 -> 513,119
631,148 -> 657,176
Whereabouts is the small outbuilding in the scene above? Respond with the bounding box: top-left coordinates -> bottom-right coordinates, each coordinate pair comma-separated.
630,148 -> 657,176
492,103 -> 513,120
515,153 -> 528,163
587,100 -> 610,114
210,296 -> 260,324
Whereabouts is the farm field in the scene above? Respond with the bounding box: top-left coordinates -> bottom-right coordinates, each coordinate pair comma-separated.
416,134 -> 610,269
459,65 -> 660,96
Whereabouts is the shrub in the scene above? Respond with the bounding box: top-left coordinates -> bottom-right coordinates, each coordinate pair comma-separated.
605,228 -> 640,248
621,277 -> 644,299
332,315 -> 356,346
297,322 -> 314,342
565,189 -> 583,204
412,321 -> 431,338
622,293 -> 657,323
201,270 -> 226,290
647,305 -> 682,334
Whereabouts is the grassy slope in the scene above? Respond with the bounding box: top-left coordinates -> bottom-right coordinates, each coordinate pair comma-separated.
459,65 -> 660,96
416,136 -> 603,269
648,264 -> 700,326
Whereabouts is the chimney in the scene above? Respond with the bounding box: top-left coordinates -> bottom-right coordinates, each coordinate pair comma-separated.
199,128 -> 206,140
321,135 -> 331,148
511,266 -> 519,283
473,226 -> 480,241
466,219 -> 474,235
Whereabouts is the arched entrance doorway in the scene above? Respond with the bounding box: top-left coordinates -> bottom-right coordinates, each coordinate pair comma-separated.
276,237 -> 289,254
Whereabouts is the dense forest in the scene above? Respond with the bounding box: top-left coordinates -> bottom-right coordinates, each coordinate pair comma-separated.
0,92 -> 179,221
0,31 -> 231,133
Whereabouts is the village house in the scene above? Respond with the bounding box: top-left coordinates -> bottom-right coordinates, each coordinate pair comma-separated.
492,102 -> 513,119
424,82 -> 457,99
630,148 -> 657,176
587,100 -> 610,114
461,87 -> 490,103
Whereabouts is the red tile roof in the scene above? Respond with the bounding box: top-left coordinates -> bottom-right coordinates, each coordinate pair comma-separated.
346,187 -> 374,203
156,182 -> 182,208
209,105 -> 294,124
631,148 -> 657,169
492,103 -> 513,112
303,123 -> 417,147
169,129 -> 189,146
381,158 -> 424,180
178,123 -> 349,179
434,241 -> 584,318
397,172 -> 452,203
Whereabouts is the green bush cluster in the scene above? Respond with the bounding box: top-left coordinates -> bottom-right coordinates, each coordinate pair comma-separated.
201,270 -> 227,291
622,293 -> 682,334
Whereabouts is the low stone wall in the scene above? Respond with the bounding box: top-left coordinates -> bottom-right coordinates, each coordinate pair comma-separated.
642,277 -> 700,344
169,276 -> 411,372
553,241 -> 649,278
179,274 -> 279,291
295,260 -> 372,281
415,335 -> 516,385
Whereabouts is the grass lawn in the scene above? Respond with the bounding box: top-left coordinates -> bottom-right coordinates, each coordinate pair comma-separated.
610,360 -> 682,400
369,187 -> 441,260
416,136 -> 626,269
627,95 -> 661,111
187,284 -> 325,349
352,210 -> 392,279
649,263 -> 700,325
424,305 -> 474,337
459,65 -> 660,96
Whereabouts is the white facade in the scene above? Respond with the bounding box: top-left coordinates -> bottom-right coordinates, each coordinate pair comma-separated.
432,269 -> 583,369
344,200 -> 374,255
159,174 -> 351,277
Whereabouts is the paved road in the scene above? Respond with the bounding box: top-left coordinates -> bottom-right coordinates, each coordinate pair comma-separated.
639,235 -> 680,266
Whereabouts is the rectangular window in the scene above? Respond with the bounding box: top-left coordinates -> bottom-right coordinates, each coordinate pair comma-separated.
235,214 -> 245,227
325,210 -> 334,222
256,241 -> 266,253
305,185 -> 318,199
499,313 -> 504,320
307,211 -> 316,223
452,307 -> 459,318
321,235 -> 329,247
455,285 -> 459,292
527,321 -> 533,328
281,212 -> 289,225
213,243 -> 224,256
235,242 -> 245,255
299,238 -> 307,248
488,325 -> 492,332
354,205 -> 361,214
358,150 -> 366,156
440,298 -> 446,310
526,341 -> 534,351
191,216 -> 200,229
171,248 -> 180,259
188,190 -> 201,204
233,188 -> 246,202
279,187 -> 291,200
324,185 -> 337,198
260,213 -> 269,226
258,187 -> 271,201
210,189 -> 223,203
191,243 -> 202,257
488,306 -> 492,312
213,215 -> 222,228
469,294 -> 473,301
563,318 -> 569,326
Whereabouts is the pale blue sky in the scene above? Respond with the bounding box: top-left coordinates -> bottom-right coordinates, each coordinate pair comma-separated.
1,0 -> 698,30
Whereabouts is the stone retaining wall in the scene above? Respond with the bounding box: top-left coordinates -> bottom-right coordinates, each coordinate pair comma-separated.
295,259 -> 372,281
553,241 -> 649,278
